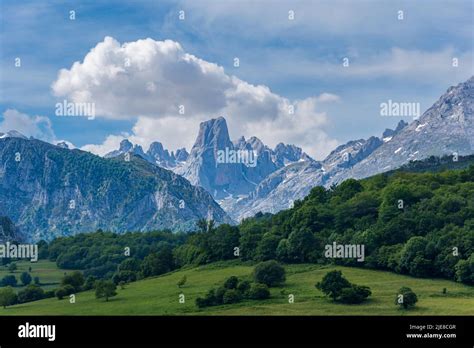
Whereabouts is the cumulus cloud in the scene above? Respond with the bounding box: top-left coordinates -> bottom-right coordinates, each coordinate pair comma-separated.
54,37 -> 339,159
0,109 -> 55,141
81,134 -> 128,157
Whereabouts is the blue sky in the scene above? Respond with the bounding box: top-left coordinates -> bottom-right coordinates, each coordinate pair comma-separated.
0,0 -> 472,159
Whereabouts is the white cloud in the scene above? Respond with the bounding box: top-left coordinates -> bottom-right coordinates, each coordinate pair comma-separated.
0,109 -> 55,141
55,37 -> 339,159
81,134 -> 129,157
242,47 -> 473,86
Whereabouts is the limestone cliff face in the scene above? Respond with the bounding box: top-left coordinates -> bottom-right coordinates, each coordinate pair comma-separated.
0,137 -> 231,242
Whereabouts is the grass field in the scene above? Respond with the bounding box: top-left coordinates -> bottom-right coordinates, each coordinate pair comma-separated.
0,260 -> 73,292
1,261 -> 473,315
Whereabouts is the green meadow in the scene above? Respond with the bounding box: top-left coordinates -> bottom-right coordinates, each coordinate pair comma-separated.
0,260 -> 74,292
1,261 -> 473,315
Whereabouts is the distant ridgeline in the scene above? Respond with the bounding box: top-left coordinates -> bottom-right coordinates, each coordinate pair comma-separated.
36,158 -> 474,285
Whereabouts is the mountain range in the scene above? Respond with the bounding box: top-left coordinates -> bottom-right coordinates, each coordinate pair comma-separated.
0,136 -> 230,242
1,76 -> 472,241
104,76 -> 474,220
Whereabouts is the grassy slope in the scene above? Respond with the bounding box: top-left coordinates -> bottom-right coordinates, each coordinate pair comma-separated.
0,260 -> 73,292
1,261 -> 473,316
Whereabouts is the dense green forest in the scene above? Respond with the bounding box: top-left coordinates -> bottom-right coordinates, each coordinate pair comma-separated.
28,159 -> 473,288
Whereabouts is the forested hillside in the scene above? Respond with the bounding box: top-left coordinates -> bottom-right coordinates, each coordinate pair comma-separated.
38,160 -> 474,285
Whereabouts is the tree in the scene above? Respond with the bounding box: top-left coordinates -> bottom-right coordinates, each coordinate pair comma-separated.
287,228 -> 317,262
112,270 -> 137,285
141,245 -> 174,278
8,263 -> 17,273
248,283 -> 270,300
395,287 -> 418,309
455,254 -> 474,285
237,280 -> 251,294
253,260 -> 286,287
239,224 -> 264,260
61,271 -> 85,292
316,270 -> 351,301
224,276 -> 239,289
20,272 -> 32,286
1,275 -> 17,287
95,280 -> 117,302
196,289 -> 217,308
17,285 -> 45,303
196,219 -> 215,233
118,258 -> 142,273
276,239 -> 289,262
196,218 -> 208,233
177,275 -> 187,288
255,233 -> 280,261
222,289 -> 241,304
34,276 -> 40,285
399,237 -> 430,276
55,285 -> 74,300
83,276 -> 97,290
0,287 -> 17,308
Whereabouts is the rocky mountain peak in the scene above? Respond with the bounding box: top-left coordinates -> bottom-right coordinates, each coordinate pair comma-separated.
0,130 -> 28,139
193,116 -> 232,151
119,139 -> 133,152
175,148 -> 189,162
148,141 -> 173,161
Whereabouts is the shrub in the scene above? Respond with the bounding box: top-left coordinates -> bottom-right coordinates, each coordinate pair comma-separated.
17,285 -> 44,303
61,271 -> 85,292
43,290 -> 55,299
237,280 -> 251,294
253,260 -> 286,287
55,288 -> 67,300
316,270 -> 351,301
0,287 -> 17,308
223,289 -> 241,304
214,286 -> 226,305
83,276 -> 97,290
396,287 -> 418,309
248,283 -> 270,300
20,272 -> 32,286
224,276 -> 239,289
1,275 -> 17,287
338,285 -> 371,304
196,289 -> 217,308
55,285 -> 75,300
8,263 -> 17,273
177,275 -> 187,288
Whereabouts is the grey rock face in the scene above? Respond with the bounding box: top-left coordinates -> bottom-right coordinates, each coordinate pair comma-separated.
224,76 -> 474,221
174,148 -> 189,162
103,118 -> 310,203
0,216 -> 24,243
176,117 -> 310,200
147,141 -> 176,168
105,139 -> 142,158
56,141 -> 69,149
382,120 -> 408,139
0,137 -> 232,242
176,117 -> 256,199
0,130 -> 28,140
331,76 -> 474,184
